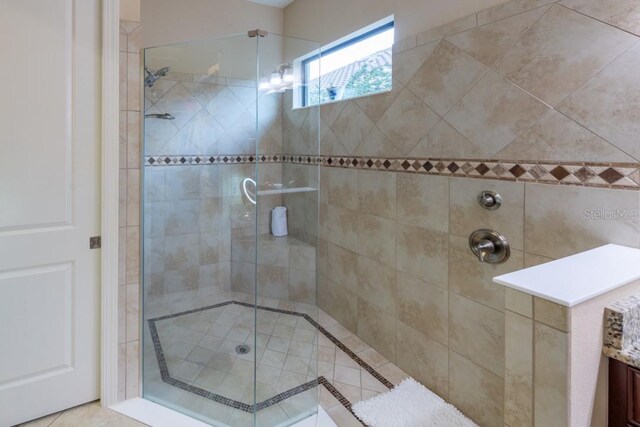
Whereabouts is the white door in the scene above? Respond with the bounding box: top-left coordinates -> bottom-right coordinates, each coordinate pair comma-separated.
0,0 -> 101,425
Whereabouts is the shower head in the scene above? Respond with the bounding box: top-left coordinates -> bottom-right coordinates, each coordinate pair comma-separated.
145,66 -> 171,88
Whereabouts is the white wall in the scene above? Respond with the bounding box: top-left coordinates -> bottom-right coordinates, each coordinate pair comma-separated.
141,0 -> 286,79
283,0 -> 512,45
141,0 -> 283,48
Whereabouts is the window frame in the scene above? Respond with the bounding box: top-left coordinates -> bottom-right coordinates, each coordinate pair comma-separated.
299,19 -> 395,108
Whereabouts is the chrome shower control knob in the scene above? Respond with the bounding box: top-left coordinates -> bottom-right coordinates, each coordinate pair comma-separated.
469,229 -> 510,264
477,190 -> 502,210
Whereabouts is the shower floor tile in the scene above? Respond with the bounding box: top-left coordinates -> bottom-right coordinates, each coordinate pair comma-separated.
144,291 -> 410,426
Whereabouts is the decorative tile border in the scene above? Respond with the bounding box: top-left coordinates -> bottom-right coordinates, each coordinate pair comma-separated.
148,300 -> 386,422
146,153 -> 640,190
145,154 -> 283,166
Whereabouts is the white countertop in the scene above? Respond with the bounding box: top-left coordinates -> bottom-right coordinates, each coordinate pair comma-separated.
493,244 -> 640,307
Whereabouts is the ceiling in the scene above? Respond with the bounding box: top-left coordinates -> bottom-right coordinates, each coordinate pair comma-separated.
245,0 -> 295,8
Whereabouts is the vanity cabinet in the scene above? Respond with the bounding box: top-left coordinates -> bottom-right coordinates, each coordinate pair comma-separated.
610,358 -> 640,426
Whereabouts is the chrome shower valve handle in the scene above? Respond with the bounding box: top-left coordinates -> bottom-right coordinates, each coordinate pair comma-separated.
477,190 -> 502,210
469,229 -> 510,264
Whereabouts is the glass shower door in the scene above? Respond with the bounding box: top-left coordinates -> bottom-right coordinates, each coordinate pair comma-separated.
142,32 -> 260,426
141,30 -> 321,427
252,34 -> 321,427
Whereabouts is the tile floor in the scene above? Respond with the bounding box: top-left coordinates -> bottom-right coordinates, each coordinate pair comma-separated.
143,290 -> 410,426
20,289 -> 411,427
19,401 -> 146,427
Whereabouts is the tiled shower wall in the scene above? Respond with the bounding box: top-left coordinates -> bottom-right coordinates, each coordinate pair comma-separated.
143,75 -> 285,297
120,1 -> 640,424
280,0 -> 640,425
119,21 -> 142,401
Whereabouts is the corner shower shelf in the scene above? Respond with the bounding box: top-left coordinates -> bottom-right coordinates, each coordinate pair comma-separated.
257,187 -> 317,196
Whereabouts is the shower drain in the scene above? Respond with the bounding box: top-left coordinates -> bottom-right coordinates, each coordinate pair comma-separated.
235,344 -> 251,355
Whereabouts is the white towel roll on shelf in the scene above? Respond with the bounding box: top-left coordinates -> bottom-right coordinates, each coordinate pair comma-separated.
271,206 -> 288,237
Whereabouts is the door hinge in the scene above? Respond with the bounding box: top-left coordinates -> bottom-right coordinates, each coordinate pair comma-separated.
90,236 -> 102,249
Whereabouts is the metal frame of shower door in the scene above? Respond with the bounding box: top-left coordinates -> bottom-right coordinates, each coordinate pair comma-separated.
100,0 -> 121,408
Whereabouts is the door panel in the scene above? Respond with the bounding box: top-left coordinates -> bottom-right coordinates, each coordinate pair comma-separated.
0,0 -> 101,425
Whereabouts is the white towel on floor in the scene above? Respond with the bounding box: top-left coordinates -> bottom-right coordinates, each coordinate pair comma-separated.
352,378 -> 478,427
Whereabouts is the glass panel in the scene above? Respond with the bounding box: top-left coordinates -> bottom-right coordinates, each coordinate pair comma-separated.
142,30 -> 321,427
254,33 -> 321,427
141,33 -> 259,426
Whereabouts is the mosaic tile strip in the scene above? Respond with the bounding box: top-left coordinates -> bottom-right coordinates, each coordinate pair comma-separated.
304,156 -> 640,190
145,154 -> 282,166
147,301 -> 392,416
144,153 -> 640,190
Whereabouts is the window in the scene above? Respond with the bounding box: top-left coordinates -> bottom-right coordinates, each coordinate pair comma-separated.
297,17 -> 394,108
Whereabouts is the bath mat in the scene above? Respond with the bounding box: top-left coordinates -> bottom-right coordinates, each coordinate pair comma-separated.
352,378 -> 478,427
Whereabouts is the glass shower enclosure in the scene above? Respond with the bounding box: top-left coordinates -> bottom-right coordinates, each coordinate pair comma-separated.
141,31 -> 321,426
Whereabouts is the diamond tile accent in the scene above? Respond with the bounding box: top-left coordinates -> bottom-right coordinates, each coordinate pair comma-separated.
599,168 -> 625,184
550,166 -> 571,181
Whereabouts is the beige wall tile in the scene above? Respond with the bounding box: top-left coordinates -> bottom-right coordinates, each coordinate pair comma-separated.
377,88 -> 440,155
524,183 -> 640,259
321,102 -> 347,128
396,271 -> 448,345
126,227 -> 140,285
357,299 -> 397,361
560,0 -> 640,36
323,205 -> 358,253
449,177 -> 525,250
393,41 -> 439,85
290,269 -> 316,305
396,174 -> 449,233
447,7 -> 549,66
449,293 -> 505,376
408,41 -> 487,116
354,78 -> 402,123
127,169 -> 141,226
524,252 -> 554,268
505,311 -> 533,427
328,168 -> 358,211
448,351 -> 504,426
330,101 -> 374,154
119,227 -> 127,286
257,265 -> 289,300
534,323 -> 568,427
289,245 -> 316,271
127,53 -> 141,112
505,288 -> 533,318
559,43 -> 640,160
444,70 -> 548,156
125,283 -> 139,342
493,5 -> 637,106
358,170 -> 396,220
357,213 -> 396,267
357,256 -> 396,316
396,321 -> 449,397
317,275 -> 358,332
119,170 -> 128,226
127,112 -> 140,169
534,297 -> 569,332
326,242 -> 358,293
409,120 -> 484,158
353,126 -> 401,158
396,223 -> 449,288
118,286 -> 126,345
449,234 -> 523,311
495,110 -> 636,162
126,341 -> 140,399
417,14 -> 478,46
478,0 -> 555,25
